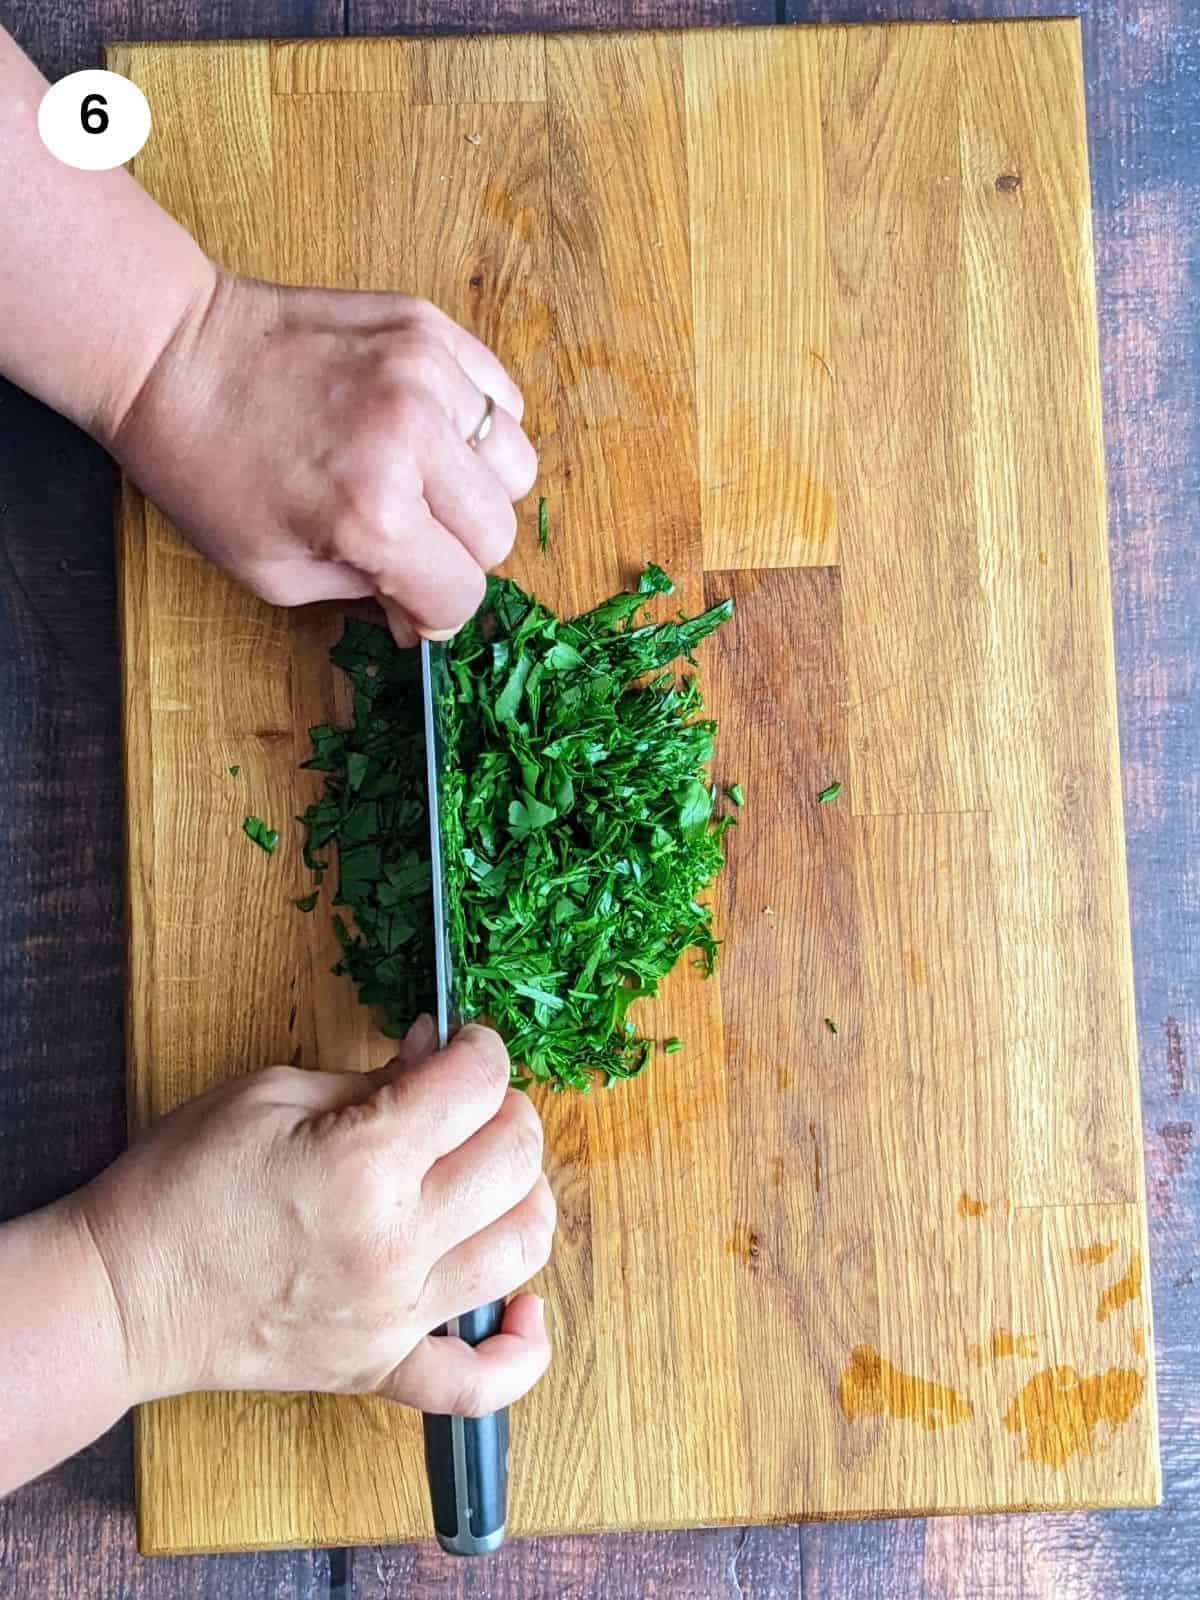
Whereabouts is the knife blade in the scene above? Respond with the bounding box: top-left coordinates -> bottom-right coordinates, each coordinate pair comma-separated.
419,638 -> 509,1558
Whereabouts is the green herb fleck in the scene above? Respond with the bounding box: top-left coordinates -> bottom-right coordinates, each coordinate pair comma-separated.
228,765 -> 240,777
663,1037 -> 684,1055
728,783 -> 745,807
294,892 -> 319,912
825,1017 -> 839,1035
818,781 -> 843,805
537,496 -> 549,553
243,815 -> 279,854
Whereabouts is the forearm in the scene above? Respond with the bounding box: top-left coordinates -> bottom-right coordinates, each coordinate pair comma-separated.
0,25 -> 215,444
0,1196 -> 137,1494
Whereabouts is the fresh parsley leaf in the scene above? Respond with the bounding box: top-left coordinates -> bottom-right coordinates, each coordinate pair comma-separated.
508,792 -> 557,838
664,1037 -> 683,1054
818,781 -> 843,804
538,496 -> 549,553
243,815 -> 278,854
728,783 -> 745,806
228,764 -> 240,777
677,778 -> 712,840
825,1017 -> 839,1034
346,751 -> 370,792
294,891 -> 319,912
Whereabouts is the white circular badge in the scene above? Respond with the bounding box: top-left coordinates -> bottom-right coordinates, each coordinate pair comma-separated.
37,70 -> 152,171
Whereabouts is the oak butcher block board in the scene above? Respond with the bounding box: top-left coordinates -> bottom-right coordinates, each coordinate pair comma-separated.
111,20 -> 1160,1554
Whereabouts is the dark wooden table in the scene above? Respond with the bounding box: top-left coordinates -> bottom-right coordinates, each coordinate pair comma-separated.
1,2 -> 1195,1596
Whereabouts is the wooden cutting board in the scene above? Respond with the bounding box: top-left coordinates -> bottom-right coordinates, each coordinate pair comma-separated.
110,20 -> 1160,1554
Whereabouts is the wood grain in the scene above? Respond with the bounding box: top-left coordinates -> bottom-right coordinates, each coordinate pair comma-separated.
110,20 -> 1158,1552
271,34 -> 546,99
687,29 -> 835,568
955,21 -> 1141,1211
791,1 -> 1200,1595
704,566 -> 874,1514
541,31 -> 702,615
821,21 -> 990,818
0,2 -> 1194,1598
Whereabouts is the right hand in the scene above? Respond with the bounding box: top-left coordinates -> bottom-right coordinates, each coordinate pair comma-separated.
76,1019 -> 555,1417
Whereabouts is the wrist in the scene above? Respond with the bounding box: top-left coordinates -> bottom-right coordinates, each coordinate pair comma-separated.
64,1179 -> 193,1406
53,1191 -> 149,1411
104,267 -> 273,493
90,245 -> 220,456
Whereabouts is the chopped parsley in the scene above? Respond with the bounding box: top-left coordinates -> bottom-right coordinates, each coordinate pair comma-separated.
242,815 -> 278,854
817,781 -> 843,804
297,567 -> 734,1090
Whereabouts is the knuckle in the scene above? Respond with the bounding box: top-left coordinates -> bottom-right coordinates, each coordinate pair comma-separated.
464,563 -> 489,617
312,518 -> 355,567
405,296 -> 440,327
387,386 -> 432,438
247,1063 -> 303,1097
251,571 -> 297,608
506,1095 -> 545,1178
438,564 -> 489,633
481,502 -> 518,569
451,1025 -> 510,1105
389,332 -> 446,394
516,1195 -> 555,1278
516,442 -> 538,498
535,1177 -> 558,1235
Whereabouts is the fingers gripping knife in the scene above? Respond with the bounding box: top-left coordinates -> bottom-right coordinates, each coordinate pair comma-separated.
420,639 -> 509,1556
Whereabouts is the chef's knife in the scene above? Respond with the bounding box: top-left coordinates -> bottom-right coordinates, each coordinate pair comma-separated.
419,638 -> 509,1558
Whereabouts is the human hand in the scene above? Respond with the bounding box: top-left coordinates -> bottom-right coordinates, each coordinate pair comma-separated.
77,1019 -> 555,1416
108,269 -> 538,644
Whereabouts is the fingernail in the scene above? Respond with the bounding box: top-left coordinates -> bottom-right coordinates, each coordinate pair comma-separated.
406,1013 -> 435,1057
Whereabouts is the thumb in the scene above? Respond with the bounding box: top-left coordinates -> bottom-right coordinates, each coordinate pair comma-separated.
281,1013 -> 437,1115
377,1294 -> 550,1416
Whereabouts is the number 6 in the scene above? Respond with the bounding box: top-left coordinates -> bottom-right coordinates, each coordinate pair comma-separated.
39,70 -> 150,170
80,92 -> 109,135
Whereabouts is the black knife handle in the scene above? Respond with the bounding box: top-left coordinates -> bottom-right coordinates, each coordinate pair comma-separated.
421,1299 -> 509,1555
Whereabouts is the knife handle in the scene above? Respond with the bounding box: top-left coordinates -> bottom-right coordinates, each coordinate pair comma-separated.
421,1299 -> 509,1556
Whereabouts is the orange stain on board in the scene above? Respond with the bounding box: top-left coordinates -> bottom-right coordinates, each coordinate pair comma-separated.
1003,1366 -> 1144,1469
1073,1238 -> 1119,1266
969,1329 -> 1039,1367
958,1191 -> 988,1218
838,1346 -> 973,1432
1132,1326 -> 1147,1358
1098,1250 -> 1142,1322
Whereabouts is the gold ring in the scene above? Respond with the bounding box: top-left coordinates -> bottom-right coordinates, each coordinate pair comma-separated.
466,394 -> 495,449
